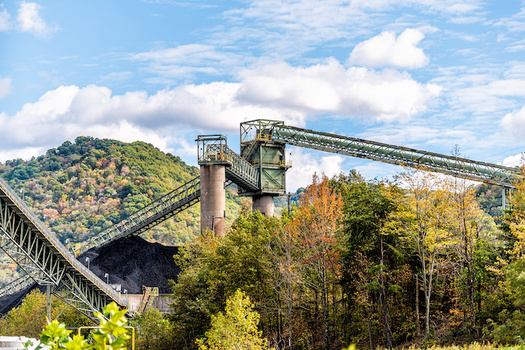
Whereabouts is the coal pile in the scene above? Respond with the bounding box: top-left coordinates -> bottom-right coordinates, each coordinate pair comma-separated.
78,236 -> 181,294
0,236 -> 182,314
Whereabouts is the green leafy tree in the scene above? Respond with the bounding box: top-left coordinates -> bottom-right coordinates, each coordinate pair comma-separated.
129,308 -> 176,350
35,302 -> 130,350
196,289 -> 272,350
0,289 -> 89,338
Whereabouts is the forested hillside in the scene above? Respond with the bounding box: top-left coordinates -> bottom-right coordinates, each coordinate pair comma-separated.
0,136 -> 240,286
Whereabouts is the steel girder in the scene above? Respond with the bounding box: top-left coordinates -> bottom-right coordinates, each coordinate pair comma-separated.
271,125 -> 520,188
0,178 -> 126,320
1,177 -> 203,301
197,138 -> 260,192
81,176 -> 201,253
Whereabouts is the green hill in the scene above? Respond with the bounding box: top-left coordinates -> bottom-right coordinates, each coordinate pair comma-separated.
0,136 -> 241,286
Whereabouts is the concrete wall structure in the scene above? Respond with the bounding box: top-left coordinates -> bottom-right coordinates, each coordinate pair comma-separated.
122,294 -> 173,314
200,164 -> 226,236
252,195 -> 275,216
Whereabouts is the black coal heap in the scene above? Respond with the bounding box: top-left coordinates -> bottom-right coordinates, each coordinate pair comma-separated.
78,235 -> 181,294
0,236 -> 181,314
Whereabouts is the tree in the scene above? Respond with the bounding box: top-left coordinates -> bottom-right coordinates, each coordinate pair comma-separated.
444,175 -> 497,338
130,308 -> 176,350
287,174 -> 344,350
170,210 -> 281,350
34,302 -> 130,350
196,289 -> 272,350
335,171 -> 402,349
385,170 -> 456,340
0,289 -> 89,338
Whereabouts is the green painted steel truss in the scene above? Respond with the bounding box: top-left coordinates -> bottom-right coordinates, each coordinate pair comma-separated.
270,124 -> 520,188
1,176 -> 202,300
196,134 -> 260,192
0,178 -> 126,320
82,176 -> 201,252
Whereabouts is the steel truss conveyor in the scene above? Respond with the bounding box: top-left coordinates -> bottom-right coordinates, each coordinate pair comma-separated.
269,124 -> 520,188
2,119 -> 521,314
0,176 -> 202,299
1,150 -> 251,302
0,177 -> 127,320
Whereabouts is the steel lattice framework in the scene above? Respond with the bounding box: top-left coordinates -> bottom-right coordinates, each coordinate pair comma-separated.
270,124 -> 520,188
0,176 -> 202,298
1,119 -> 522,316
80,176 -> 201,252
0,177 -> 126,320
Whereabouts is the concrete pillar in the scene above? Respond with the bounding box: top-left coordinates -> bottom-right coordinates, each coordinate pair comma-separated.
200,164 -> 226,236
252,195 -> 275,216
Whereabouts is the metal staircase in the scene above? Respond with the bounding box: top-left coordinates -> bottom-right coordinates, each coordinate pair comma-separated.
79,176 -> 201,254
138,286 -> 159,313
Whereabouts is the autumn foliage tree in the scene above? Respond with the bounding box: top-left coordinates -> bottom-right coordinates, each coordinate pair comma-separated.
286,174 -> 343,350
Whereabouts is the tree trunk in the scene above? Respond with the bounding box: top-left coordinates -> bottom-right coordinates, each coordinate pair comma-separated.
380,236 -> 393,349
366,306 -> 373,350
415,273 -> 420,339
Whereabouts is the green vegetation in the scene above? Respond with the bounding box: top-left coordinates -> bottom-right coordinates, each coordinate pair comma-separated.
196,289 -> 272,350
0,289 -> 90,337
34,302 -> 130,350
167,169 -> 525,349
3,136 -> 525,350
0,137 -> 241,286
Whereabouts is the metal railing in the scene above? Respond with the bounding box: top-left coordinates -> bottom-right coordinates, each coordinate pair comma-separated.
79,176 -> 201,253
0,177 -> 128,317
271,124 -> 521,188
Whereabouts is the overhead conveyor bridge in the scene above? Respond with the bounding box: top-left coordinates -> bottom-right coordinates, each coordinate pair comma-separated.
1,119 -> 522,316
0,177 -> 127,320
267,123 -> 520,189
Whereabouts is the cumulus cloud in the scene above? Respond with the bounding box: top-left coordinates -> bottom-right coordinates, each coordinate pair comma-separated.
501,106 -> 525,136
0,75 -> 12,100
237,59 -> 441,122
348,29 -> 429,68
286,147 -> 344,192
17,1 -> 58,38
502,153 -> 525,168
0,57 -> 441,161
0,83 -> 298,161
0,5 -> 10,31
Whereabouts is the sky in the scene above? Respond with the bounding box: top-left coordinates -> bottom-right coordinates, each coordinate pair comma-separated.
1,0 -> 525,191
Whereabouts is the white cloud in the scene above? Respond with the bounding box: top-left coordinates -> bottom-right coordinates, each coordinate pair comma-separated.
17,2 -> 58,38
501,106 -> 525,137
237,59 -> 441,122
132,44 -> 246,79
495,7 -> 525,32
0,4 -> 10,31
502,153 -> 525,168
0,83 -> 298,161
286,147 -> 344,192
0,57 -> 441,161
0,75 -> 12,99
348,29 -> 429,68
216,0 -> 481,60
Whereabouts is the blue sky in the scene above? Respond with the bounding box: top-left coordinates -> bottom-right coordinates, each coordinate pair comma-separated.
1,0 -> 525,191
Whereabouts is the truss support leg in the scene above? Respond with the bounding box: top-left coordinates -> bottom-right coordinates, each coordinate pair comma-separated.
46,284 -> 51,321
252,195 -> 275,216
200,164 -> 226,236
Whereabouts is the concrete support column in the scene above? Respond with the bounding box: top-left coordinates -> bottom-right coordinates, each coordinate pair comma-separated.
200,164 -> 226,236
252,195 -> 275,216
